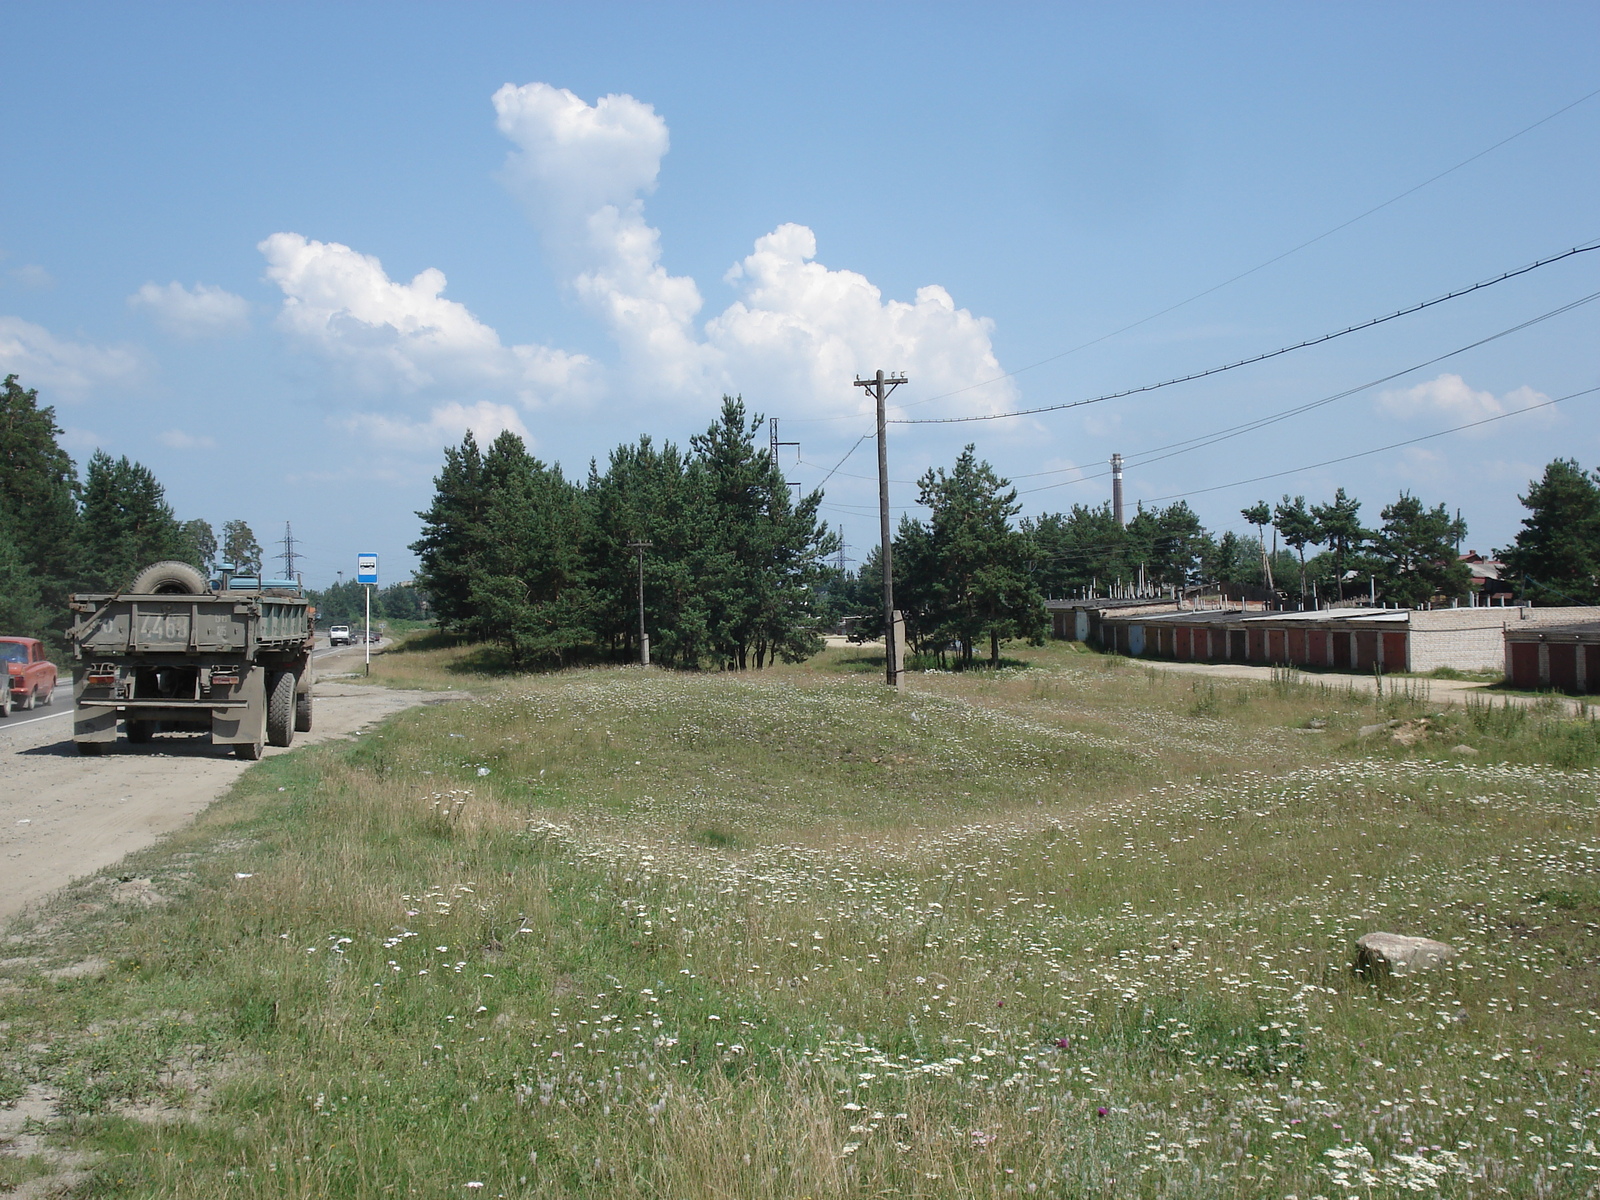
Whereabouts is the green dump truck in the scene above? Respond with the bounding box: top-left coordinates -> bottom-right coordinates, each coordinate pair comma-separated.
68,560 -> 314,758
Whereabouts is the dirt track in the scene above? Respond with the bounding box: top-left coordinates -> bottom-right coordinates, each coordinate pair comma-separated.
0,650 -> 437,927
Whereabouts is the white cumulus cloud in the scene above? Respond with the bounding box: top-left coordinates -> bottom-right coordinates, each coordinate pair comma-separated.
707,223 -> 1013,415
1376,373 -> 1551,433
493,82 -> 1014,416
495,82 -> 712,391
258,232 -> 593,406
493,81 -> 669,226
129,281 -> 251,337
341,400 -> 531,451
0,315 -> 140,401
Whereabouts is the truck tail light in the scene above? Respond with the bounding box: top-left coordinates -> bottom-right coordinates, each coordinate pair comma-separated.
211,674 -> 240,686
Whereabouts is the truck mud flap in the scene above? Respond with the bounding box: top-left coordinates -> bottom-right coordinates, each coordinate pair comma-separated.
211,669 -> 267,750
72,674 -> 117,744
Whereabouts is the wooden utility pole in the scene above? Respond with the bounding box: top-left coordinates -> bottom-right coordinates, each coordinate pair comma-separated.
628,540 -> 652,665
854,369 -> 908,687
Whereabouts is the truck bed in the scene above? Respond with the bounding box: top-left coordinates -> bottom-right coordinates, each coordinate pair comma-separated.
71,592 -> 312,658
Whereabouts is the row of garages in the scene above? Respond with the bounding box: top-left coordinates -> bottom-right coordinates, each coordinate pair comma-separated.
1046,599 -> 1600,692
1504,624 -> 1600,692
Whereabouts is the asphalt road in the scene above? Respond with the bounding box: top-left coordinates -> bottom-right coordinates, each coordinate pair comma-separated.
0,635 -> 425,926
0,635 -> 378,739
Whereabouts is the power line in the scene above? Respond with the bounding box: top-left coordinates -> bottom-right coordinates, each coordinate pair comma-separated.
1015,286 -> 1600,494
1141,382 -> 1600,505
804,287 -> 1600,496
884,84 -> 1600,415
894,240 -> 1600,425
813,431 -> 874,488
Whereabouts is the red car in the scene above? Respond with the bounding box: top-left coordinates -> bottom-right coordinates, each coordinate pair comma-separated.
0,637 -> 57,717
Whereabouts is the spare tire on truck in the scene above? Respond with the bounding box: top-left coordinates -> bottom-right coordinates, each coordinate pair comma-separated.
129,560 -> 209,595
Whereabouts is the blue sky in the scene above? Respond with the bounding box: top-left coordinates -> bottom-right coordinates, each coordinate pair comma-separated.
2,2 -> 1596,586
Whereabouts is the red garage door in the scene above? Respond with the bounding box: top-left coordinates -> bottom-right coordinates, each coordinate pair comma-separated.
1332,632 -> 1352,669
1382,632 -> 1408,671
1549,644 -> 1579,693
1306,631 -> 1326,666
1176,627 -> 1191,659
1508,642 -> 1540,689
1355,632 -> 1379,671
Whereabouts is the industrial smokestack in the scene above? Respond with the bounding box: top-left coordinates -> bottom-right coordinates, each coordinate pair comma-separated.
1111,453 -> 1124,526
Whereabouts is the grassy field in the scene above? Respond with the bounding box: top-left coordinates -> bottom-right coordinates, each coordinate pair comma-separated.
3,642 -> 1599,1197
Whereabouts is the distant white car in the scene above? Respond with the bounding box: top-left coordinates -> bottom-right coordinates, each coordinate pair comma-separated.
328,625 -> 352,646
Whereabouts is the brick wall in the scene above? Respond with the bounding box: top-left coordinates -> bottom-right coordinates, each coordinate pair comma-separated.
1409,607 -> 1600,673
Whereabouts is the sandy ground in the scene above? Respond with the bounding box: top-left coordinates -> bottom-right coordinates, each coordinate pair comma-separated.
0,642 -> 440,927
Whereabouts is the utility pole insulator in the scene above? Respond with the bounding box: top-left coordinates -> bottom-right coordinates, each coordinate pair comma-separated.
853,369 -> 909,688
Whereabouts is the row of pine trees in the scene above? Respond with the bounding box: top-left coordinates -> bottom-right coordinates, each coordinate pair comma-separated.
0,375 -> 265,644
9,361 -> 1598,669
412,398 -> 836,669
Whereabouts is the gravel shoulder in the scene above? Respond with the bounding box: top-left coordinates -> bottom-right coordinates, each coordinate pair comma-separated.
0,647 -> 440,927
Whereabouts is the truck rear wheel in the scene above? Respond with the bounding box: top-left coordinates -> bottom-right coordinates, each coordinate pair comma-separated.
266,671 -> 295,748
127,720 -> 154,743
294,689 -> 313,732
129,560 -> 209,595
77,741 -> 105,755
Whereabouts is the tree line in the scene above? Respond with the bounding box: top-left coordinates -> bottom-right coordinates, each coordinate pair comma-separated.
833,451 -> 1600,666
1012,488 -> 1473,609
411,397 -> 836,668
306,579 -> 428,626
0,374 -> 274,645
10,362 -> 1597,670
1008,459 -> 1600,609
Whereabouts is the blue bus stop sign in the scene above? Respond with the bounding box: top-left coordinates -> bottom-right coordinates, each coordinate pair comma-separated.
357,554 -> 378,585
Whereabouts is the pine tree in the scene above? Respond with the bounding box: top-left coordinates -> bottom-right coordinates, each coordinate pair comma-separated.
684,398 -> 835,669
904,445 -> 1044,668
1022,504 -> 1128,597
1310,488 -> 1364,602
1500,459 -> 1600,604
586,436 -> 710,666
1371,492 -> 1469,608
180,519 -> 217,573
220,520 -> 264,575
1273,495 -> 1319,605
1146,501 -> 1207,591
1202,530 -> 1255,590
0,374 -> 80,623
411,432 -> 490,634
470,432 -> 594,666
1241,501 -> 1273,590
0,508 -> 50,638
80,451 -> 186,591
